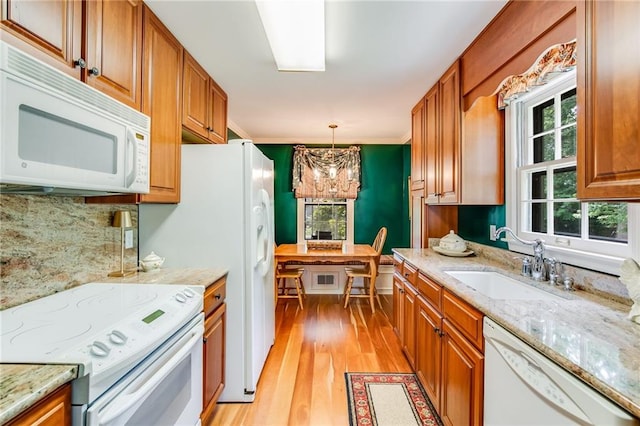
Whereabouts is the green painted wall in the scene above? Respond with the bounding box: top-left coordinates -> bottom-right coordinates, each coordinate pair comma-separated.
458,205 -> 508,249
256,144 -> 409,254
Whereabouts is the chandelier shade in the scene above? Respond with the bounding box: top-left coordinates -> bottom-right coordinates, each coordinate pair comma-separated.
292,125 -> 360,199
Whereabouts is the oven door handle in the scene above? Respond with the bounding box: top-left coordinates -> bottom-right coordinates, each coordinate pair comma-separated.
98,331 -> 201,424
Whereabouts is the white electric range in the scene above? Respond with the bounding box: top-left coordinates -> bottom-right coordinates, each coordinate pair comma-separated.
0,282 -> 205,426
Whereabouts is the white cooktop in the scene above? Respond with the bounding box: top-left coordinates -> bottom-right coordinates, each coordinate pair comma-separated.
0,283 -> 203,401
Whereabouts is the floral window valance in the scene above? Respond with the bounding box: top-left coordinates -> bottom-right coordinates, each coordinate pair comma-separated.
292,145 -> 361,199
496,40 -> 577,109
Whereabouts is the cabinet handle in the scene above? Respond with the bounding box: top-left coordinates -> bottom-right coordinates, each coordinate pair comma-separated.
434,327 -> 440,334
404,272 -> 409,277
88,67 -> 100,77
203,337 -> 208,343
207,127 -> 213,132
215,294 -> 221,300
74,58 -> 86,69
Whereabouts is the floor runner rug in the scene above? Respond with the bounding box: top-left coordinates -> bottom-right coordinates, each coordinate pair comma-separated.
345,373 -> 443,426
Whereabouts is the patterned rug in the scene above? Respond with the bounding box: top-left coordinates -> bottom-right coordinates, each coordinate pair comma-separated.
345,373 -> 443,426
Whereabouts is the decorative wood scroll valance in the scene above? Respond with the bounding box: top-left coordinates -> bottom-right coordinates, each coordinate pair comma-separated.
292,145 -> 361,199
495,40 -> 577,109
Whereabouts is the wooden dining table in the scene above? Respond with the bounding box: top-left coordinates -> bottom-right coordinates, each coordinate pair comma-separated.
274,243 -> 379,305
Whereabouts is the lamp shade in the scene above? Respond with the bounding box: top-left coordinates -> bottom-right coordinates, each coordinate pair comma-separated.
112,210 -> 133,228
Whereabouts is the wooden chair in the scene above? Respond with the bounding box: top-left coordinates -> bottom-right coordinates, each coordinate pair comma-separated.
275,264 -> 306,310
343,227 -> 387,313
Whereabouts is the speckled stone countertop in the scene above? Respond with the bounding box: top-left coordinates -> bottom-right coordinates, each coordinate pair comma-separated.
393,247 -> 640,419
98,267 -> 228,288
0,268 -> 227,424
0,364 -> 78,425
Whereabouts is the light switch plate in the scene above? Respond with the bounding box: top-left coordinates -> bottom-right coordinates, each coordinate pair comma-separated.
124,229 -> 134,249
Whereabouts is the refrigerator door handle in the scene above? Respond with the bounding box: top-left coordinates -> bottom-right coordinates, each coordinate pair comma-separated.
255,188 -> 273,277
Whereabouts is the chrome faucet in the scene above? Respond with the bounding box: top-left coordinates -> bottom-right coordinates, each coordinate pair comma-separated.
494,226 -> 548,281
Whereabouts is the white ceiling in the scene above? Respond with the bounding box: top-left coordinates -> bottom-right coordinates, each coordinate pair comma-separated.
145,0 -> 508,145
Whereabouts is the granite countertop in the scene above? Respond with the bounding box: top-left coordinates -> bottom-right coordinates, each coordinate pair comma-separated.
0,267 -> 227,424
0,364 -> 78,425
99,267 -> 228,288
393,247 -> 640,419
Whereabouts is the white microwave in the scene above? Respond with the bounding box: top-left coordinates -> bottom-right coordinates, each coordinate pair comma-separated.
0,41 -> 150,195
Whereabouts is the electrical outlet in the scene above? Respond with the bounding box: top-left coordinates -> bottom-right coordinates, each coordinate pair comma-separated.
124,229 -> 134,249
489,224 -> 497,241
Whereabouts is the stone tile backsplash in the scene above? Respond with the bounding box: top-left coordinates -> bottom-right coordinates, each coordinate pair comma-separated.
0,195 -> 138,309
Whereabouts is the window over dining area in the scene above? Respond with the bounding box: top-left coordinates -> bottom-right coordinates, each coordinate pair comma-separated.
297,198 -> 354,244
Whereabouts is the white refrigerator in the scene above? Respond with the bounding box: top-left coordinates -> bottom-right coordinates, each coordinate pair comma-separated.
139,140 -> 275,402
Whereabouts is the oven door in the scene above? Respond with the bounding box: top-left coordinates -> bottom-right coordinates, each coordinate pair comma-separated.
85,314 -> 204,426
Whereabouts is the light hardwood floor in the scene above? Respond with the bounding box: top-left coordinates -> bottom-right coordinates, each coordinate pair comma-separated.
208,294 -> 411,425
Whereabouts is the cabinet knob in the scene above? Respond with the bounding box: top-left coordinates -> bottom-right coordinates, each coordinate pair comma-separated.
207,127 -> 213,132
434,327 -> 440,334
215,294 -> 221,300
74,58 -> 86,69
88,67 -> 100,77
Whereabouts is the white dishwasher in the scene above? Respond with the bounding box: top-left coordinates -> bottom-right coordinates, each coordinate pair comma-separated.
483,317 -> 638,426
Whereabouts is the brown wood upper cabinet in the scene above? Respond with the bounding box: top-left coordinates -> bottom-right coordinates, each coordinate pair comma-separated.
424,60 -> 461,205
183,51 -> 228,144
577,0 -> 640,200
1,0 -> 143,110
411,98 -> 425,191
461,95 -> 504,205
140,6 -> 183,203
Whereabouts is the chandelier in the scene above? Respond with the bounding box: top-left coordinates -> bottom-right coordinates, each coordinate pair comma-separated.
313,124 -> 355,194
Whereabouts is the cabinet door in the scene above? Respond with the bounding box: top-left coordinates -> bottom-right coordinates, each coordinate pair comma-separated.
402,282 -> 417,368
140,6 -> 183,203
392,274 -> 404,340
84,0 -> 142,110
577,0 -> 640,200
461,95 -> 504,205
438,61 -> 461,204
7,383 -> 71,426
410,192 -> 424,248
202,303 -> 226,425
415,295 -> 442,412
208,78 -> 228,144
0,0 -> 82,78
411,97 -> 425,191
424,85 -> 440,204
183,51 -> 210,140
441,319 -> 484,426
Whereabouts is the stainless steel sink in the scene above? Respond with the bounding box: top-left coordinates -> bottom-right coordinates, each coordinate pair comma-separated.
445,270 -> 562,301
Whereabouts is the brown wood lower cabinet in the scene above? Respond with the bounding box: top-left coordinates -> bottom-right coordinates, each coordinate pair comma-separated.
393,263 -> 484,426
7,383 -> 71,426
201,276 -> 227,426
441,319 -> 484,426
416,294 -> 442,409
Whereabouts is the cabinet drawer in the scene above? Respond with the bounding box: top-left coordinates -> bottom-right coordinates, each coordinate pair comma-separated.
393,254 -> 404,269
442,289 -> 483,351
402,261 -> 418,285
204,276 -> 226,317
417,272 -> 442,311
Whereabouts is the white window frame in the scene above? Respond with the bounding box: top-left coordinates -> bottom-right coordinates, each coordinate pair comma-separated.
296,198 -> 355,244
505,71 -> 638,275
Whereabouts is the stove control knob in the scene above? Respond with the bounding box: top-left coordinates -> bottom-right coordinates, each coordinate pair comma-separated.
109,330 -> 128,345
90,341 -> 111,357
175,293 -> 187,303
183,288 -> 195,298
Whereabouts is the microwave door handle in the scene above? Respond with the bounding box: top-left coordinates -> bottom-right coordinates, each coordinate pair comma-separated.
125,129 -> 137,188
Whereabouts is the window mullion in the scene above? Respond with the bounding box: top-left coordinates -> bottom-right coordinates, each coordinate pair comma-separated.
547,165 -> 554,237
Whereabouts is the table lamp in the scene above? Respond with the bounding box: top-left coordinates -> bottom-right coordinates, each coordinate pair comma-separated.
108,210 -> 136,277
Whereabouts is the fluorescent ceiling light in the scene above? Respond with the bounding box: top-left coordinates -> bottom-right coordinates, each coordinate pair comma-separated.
255,0 -> 325,72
